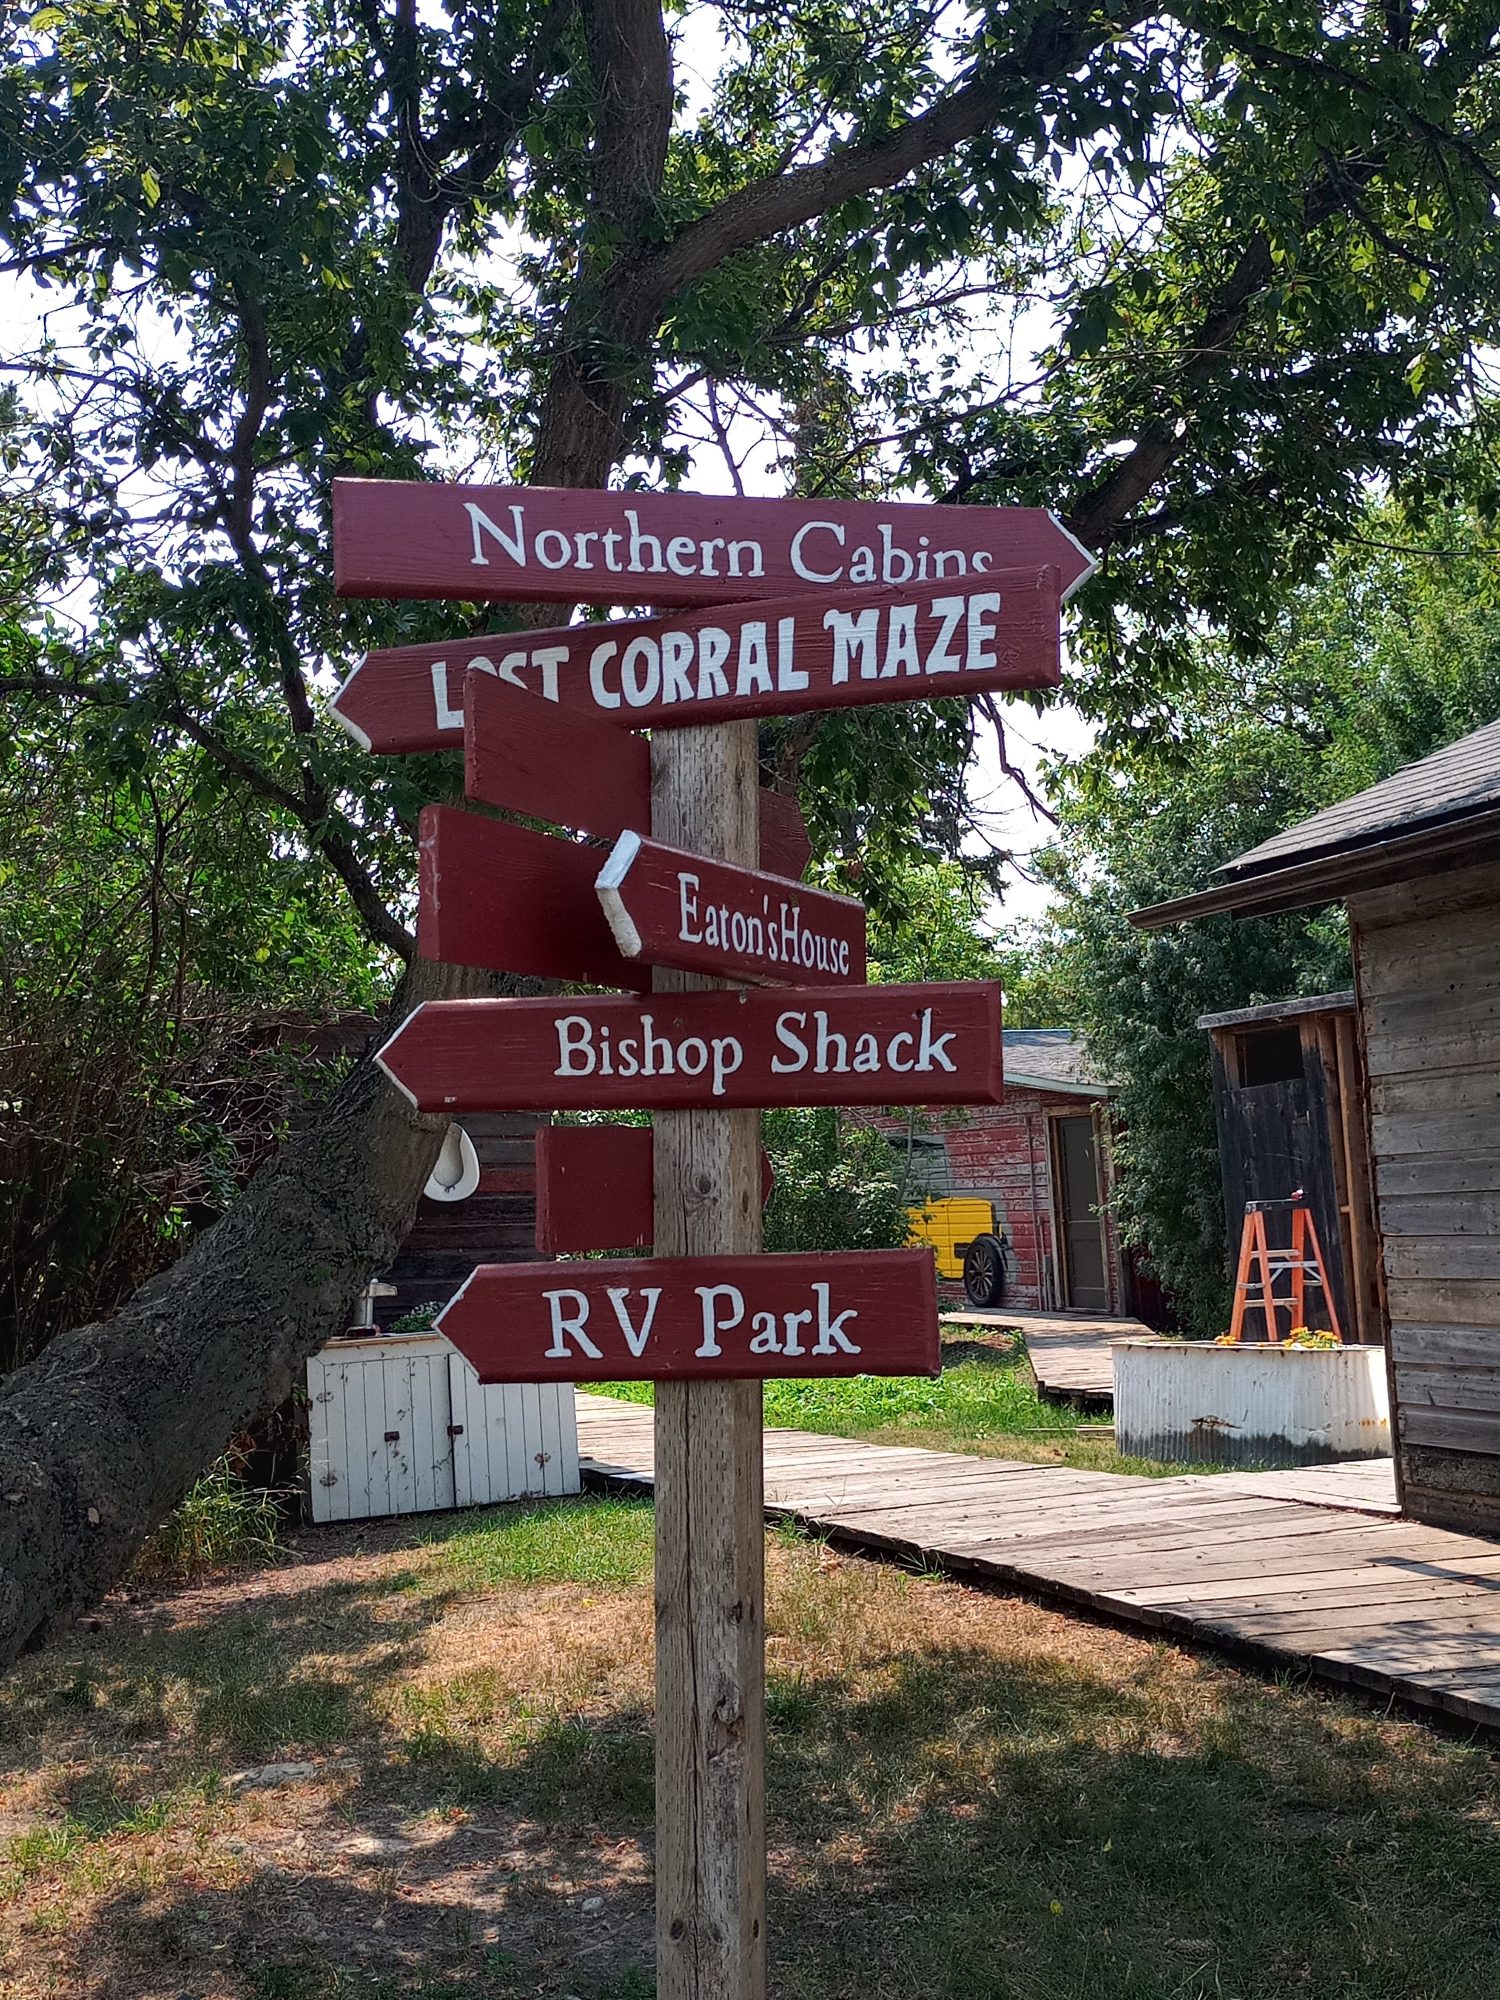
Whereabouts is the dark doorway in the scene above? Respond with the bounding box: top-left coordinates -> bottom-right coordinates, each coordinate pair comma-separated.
1054,1113 -> 1110,1311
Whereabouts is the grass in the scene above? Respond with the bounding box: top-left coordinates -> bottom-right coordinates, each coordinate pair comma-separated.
134,1457 -> 285,1581
599,1326 -> 1208,1477
414,1497 -> 655,1590
4,1494 -> 1500,1998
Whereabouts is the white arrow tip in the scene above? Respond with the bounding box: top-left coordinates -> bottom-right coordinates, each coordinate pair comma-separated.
329,662 -> 374,751
596,830 -> 644,959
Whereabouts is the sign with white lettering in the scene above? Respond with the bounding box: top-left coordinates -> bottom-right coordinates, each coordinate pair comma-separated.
433,1249 -> 940,1382
417,804 -> 649,991
375,981 -> 1002,1112
333,477 -> 1093,608
535,1124 -> 774,1255
331,574 -> 1061,749
596,832 -> 865,986
462,669 -> 813,877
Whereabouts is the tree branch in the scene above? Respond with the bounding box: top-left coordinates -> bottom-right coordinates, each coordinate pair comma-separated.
628,1 -> 1148,317
0,673 -> 416,961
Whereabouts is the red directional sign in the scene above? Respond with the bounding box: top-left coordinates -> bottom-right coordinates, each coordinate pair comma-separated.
462,669 -> 812,878
434,1249 -> 940,1383
333,477 -> 1094,607
375,981 -> 1001,1112
535,1123 -> 774,1255
332,572 -> 1061,745
596,832 -> 865,987
417,804 -> 648,992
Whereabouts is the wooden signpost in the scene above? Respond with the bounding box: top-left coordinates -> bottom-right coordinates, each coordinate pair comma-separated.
335,473 -> 1085,2000
374,981 -> 1002,1112
534,1124 -> 774,1256
333,477 -> 1094,606
596,832 -> 866,987
334,571 -> 1062,743
434,1249 -> 939,1382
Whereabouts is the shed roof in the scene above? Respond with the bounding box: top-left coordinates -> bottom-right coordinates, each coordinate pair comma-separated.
1132,719 -> 1500,927
1002,1028 -> 1114,1096
1196,991 -> 1356,1034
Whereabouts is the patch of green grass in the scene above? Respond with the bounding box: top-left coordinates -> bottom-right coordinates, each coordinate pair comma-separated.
134,1459 -> 284,1582
415,1495 -> 655,1589
10,1509 -> 1500,2000
1,1770 -> 221,1896
598,1340 -> 1204,1477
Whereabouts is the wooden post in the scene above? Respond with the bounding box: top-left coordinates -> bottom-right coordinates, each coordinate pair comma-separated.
651,720 -> 766,2000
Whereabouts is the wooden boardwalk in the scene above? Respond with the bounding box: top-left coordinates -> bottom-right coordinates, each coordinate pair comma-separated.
575,1395 -> 1500,1731
938,1307 -> 1144,1402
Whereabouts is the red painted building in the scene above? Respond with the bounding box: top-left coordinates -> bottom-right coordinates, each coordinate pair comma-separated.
866,1029 -> 1135,1315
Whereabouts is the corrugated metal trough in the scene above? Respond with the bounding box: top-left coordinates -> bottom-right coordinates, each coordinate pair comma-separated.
1112,1337 -> 1391,1466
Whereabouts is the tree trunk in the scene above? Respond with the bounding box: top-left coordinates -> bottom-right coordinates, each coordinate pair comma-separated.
0,955 -> 498,1665
0,6 -> 666,1671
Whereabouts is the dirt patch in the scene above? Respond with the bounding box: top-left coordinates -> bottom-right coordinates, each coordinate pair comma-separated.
6,1500 -> 1500,2000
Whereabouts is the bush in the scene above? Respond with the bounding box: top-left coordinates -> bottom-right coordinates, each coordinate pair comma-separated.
762,1108 -> 912,1253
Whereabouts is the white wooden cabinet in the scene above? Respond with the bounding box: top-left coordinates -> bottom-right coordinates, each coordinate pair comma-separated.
306,1333 -> 580,1523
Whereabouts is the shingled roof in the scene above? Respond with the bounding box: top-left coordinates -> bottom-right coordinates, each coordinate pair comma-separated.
1002,1028 -> 1114,1095
1132,718 -> 1500,927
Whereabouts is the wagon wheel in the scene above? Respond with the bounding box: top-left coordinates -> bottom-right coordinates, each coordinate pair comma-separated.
962,1234 -> 1007,1308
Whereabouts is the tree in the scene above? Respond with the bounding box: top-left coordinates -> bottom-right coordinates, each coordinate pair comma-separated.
762,1109 -> 913,1254
1029,503 -> 1500,1330
2,0 -> 1499,1659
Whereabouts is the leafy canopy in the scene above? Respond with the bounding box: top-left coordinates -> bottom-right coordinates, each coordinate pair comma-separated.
1024,501 -> 1500,1329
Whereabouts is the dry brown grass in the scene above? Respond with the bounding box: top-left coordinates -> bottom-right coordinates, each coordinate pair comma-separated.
3,1497 -> 1499,2000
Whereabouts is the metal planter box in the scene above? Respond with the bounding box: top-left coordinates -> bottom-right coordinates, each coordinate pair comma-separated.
1112,1337 -> 1390,1466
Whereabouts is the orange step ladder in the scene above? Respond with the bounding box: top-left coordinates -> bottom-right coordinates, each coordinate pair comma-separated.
1226,1193 -> 1344,1344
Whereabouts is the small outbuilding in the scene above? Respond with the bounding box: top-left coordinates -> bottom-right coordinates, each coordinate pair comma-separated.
1136,719 -> 1500,1531
872,1028 -> 1148,1317
1198,991 -> 1381,1346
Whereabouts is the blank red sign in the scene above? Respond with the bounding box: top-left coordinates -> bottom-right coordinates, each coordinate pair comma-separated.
596,832 -> 866,986
462,669 -> 812,878
417,804 -> 648,992
375,981 -> 1002,1113
434,1249 -> 940,1382
535,1123 -> 774,1255
333,477 -> 1093,606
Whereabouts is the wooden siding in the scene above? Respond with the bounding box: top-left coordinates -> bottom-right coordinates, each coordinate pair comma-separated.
1351,857 -> 1500,1531
862,1089 -> 1127,1314
380,1112 -> 541,1326
1203,1003 -> 1380,1344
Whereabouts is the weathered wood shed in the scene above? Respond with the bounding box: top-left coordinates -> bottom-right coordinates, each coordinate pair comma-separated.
1136,719 -> 1500,1532
1198,992 -> 1381,1345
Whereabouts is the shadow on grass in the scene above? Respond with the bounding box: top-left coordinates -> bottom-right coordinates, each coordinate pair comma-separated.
19,1619 -> 1500,2000
1,1569 -> 455,1771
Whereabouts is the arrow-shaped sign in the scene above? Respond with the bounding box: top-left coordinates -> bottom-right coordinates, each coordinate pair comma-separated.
462,669 -> 812,878
596,832 -> 865,987
333,477 -> 1093,607
375,981 -> 1002,1112
535,1123 -> 774,1255
434,1249 -> 940,1383
417,804 -> 649,991
331,572 -> 1061,747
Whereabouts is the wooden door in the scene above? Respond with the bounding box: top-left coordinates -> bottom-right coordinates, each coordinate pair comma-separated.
1054,1113 -> 1110,1312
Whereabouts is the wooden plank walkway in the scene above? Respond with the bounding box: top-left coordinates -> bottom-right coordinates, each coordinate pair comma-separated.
938,1307 -> 1146,1402
574,1395 -> 1500,1731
